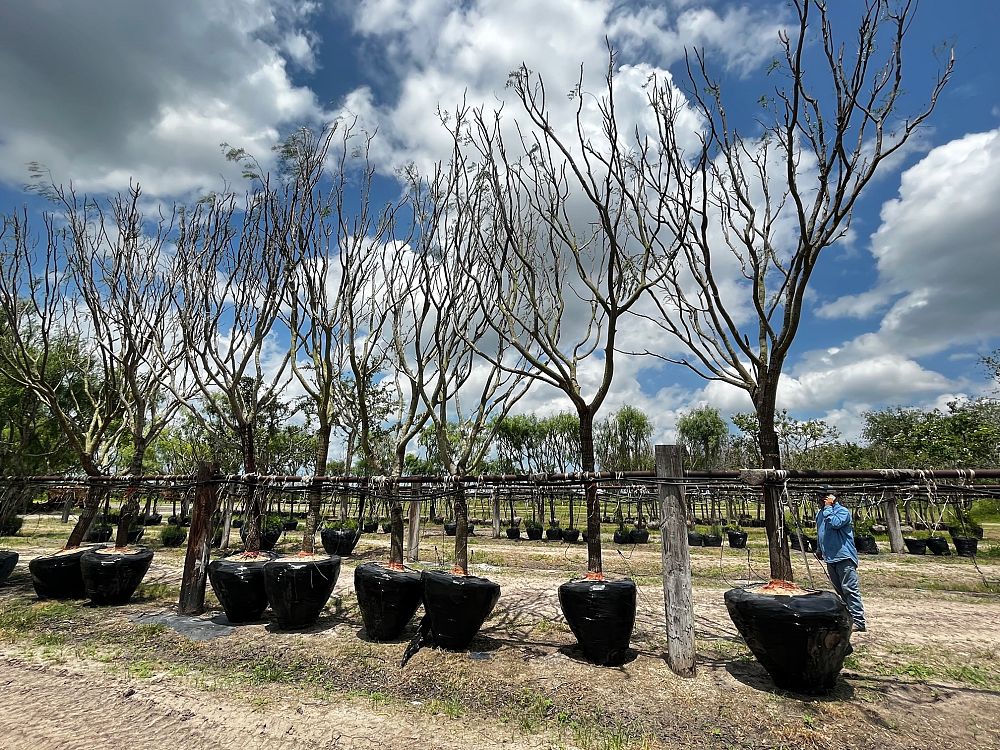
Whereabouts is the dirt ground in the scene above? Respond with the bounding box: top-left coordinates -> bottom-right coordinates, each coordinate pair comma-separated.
1,516 -> 999,750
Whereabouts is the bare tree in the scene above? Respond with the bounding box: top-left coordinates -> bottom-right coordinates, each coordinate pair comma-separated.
398,158 -> 531,575
281,121 -> 406,555
55,183 -> 187,546
0,207 -> 125,548
451,60 -> 676,577
170,182 -> 291,554
631,0 -> 952,579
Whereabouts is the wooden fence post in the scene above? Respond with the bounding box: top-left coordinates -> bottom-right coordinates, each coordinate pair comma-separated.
882,497 -> 905,554
406,482 -> 422,563
179,463 -> 220,615
657,444 -> 696,677
492,489 -> 501,539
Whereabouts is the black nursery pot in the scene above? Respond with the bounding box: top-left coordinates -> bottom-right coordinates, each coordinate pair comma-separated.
925,536 -> 950,556
526,527 -> 543,541
630,528 -> 650,544
444,522 -> 457,536
354,562 -> 423,641
613,529 -> 630,545
282,519 -> 299,531
126,527 -> 145,544
562,528 -> 580,543
0,550 -> 19,584
240,526 -> 281,552
422,569 -> 500,651
381,523 -> 392,534
363,521 -> 379,534
703,534 -> 723,548
855,535 -> 880,555
952,536 -> 978,558
558,578 -> 637,667
724,586 -> 851,695
727,530 -> 748,549
231,519 -> 244,529
506,527 -> 521,540
263,555 -> 341,629
320,528 -> 362,557
545,527 -> 562,541
29,547 -> 100,599
687,531 -> 703,547
903,537 -> 927,555
208,553 -> 276,623
80,546 -> 154,605
143,513 -> 162,526
86,526 -> 113,543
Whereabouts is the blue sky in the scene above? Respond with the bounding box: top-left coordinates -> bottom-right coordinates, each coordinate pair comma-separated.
1,0 -> 999,444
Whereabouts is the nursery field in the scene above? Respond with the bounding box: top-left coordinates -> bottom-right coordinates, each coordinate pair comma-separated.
1,514 -> 999,750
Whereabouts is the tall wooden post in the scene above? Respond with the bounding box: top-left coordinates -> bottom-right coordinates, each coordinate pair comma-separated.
657,445 -> 696,677
179,463 -> 220,615
406,482 -> 422,563
492,489 -> 501,539
881,497 -> 905,554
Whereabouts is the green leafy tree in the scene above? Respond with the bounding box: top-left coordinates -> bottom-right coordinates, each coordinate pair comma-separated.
594,405 -> 654,472
676,406 -> 728,470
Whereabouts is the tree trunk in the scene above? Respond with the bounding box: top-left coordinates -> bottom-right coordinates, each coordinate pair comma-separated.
115,453 -> 145,548
65,475 -> 105,549
179,463 -> 220,614
579,407 -> 602,577
302,422 -> 331,555
389,482 -> 405,569
453,482 -> 469,575
240,424 -> 262,554
406,482 -> 422,562
757,395 -> 793,581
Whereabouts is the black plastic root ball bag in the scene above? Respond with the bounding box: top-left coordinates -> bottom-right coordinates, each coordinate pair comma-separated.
264,555 -> 341,629
355,562 -> 423,641
558,578 -> 637,666
724,584 -> 851,695
208,553 -> 277,623
0,550 -> 18,584
320,528 -> 362,556
421,569 -> 500,651
29,547 -> 99,599
80,547 -> 154,605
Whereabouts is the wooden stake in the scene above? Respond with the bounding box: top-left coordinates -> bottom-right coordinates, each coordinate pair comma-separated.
179,463 -> 220,615
657,445 -> 696,677
882,497 -> 905,554
406,482 -> 422,563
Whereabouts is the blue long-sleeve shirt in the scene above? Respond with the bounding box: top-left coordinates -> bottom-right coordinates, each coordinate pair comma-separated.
815,503 -> 858,565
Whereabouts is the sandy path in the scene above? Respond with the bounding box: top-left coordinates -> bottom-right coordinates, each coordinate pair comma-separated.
0,656 -> 566,750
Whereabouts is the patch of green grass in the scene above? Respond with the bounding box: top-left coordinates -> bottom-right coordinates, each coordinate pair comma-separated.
500,688 -> 554,732
571,718 -> 653,750
136,582 -> 180,601
425,697 -> 465,719
246,656 -> 296,684
34,632 -> 66,647
128,660 -> 156,679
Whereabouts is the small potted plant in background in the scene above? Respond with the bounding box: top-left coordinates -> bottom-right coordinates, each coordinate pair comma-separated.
160,523 -> 187,548
506,517 -> 522,540
725,520 -> 747,549
702,521 -> 723,548
950,507 -> 981,558
545,518 -> 562,541
903,528 -> 929,555
852,516 -> 880,555
525,518 -> 543,541
321,517 -> 361,556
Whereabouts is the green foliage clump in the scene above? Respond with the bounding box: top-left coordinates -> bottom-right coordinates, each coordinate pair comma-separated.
324,518 -> 358,531
160,524 -> 187,547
